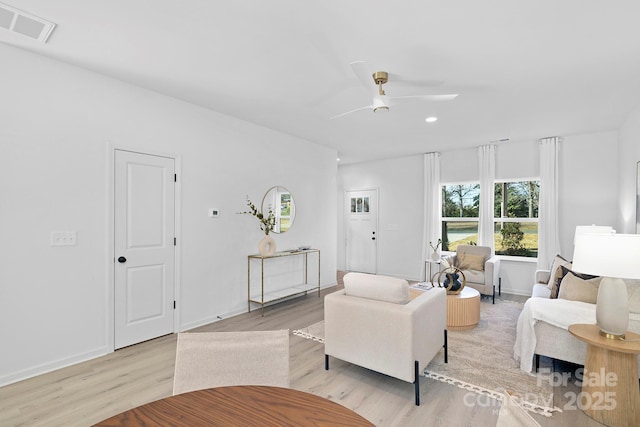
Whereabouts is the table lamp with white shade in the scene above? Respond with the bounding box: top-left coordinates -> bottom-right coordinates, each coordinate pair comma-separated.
572,232 -> 640,340
573,225 -> 615,243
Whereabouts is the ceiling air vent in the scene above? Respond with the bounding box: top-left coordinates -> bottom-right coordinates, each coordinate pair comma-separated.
0,2 -> 55,43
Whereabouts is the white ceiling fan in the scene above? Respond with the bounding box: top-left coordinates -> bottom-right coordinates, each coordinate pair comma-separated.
330,61 -> 458,119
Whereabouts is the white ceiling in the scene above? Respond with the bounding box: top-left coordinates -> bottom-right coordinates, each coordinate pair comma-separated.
3,1 -> 640,164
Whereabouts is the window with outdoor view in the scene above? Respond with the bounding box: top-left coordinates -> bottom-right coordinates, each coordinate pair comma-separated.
441,184 -> 480,251
441,180 -> 539,257
494,180 -> 539,257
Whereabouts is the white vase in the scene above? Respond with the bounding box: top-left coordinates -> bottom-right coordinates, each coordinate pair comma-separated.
258,234 -> 276,256
431,251 -> 440,261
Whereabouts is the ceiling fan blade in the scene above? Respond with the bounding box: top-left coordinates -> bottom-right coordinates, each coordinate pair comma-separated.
350,61 -> 376,91
389,94 -> 459,101
329,105 -> 374,119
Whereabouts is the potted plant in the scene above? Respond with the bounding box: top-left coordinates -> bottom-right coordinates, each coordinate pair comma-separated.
240,197 -> 276,255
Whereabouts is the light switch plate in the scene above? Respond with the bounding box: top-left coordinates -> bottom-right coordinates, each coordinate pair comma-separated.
51,231 -> 77,246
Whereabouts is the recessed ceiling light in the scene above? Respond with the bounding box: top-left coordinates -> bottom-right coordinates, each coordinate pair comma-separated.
425,117 -> 438,123
336,157 -> 340,162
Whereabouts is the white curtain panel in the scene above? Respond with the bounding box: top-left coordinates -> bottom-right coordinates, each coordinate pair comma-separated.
478,144 -> 496,250
538,137 -> 562,270
422,152 -> 441,279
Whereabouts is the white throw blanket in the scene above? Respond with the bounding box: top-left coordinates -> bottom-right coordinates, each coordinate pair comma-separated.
514,298 -> 596,373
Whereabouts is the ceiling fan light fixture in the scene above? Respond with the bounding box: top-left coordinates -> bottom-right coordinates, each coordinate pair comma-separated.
373,95 -> 389,113
332,62 -> 458,119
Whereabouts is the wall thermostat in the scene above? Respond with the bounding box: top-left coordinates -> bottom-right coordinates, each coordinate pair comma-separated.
208,208 -> 220,218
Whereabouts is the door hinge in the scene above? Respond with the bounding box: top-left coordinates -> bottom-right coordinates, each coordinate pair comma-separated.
174,174 -> 177,182
173,301 -> 176,309
174,237 -> 177,246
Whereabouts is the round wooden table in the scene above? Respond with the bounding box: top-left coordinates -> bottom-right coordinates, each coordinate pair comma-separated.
446,286 -> 480,331
92,385 -> 374,426
569,323 -> 640,427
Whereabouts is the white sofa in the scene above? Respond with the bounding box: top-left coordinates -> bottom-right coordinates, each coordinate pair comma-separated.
324,272 -> 447,406
515,266 -> 640,375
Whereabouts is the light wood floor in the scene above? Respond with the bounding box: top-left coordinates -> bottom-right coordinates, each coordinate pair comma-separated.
0,274 -> 607,427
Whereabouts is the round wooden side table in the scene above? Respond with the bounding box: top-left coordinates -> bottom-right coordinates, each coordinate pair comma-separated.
446,286 -> 480,331
568,323 -> 640,427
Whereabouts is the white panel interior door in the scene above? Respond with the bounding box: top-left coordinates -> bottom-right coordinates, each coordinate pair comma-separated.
114,150 -> 175,349
345,189 -> 377,274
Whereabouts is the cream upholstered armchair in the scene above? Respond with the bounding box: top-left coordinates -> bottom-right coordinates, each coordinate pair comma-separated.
445,244 -> 501,304
324,272 -> 447,406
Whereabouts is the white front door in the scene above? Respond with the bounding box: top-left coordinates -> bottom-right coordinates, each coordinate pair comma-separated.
114,150 -> 176,349
345,189 -> 378,274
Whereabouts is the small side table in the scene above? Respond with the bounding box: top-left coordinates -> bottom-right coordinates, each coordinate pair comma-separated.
568,324 -> 640,427
424,259 -> 442,282
446,287 -> 480,331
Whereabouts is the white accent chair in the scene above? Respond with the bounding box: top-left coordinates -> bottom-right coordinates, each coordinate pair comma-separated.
172,330 -> 290,395
324,272 -> 447,406
444,244 -> 501,303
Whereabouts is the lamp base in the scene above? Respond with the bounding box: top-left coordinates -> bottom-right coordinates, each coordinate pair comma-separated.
599,329 -> 625,340
596,276 -> 629,340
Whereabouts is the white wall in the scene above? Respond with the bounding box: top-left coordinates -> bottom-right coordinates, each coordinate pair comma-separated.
619,103 -> 640,233
0,43 -> 337,385
337,131 -> 620,295
558,131 -> 619,255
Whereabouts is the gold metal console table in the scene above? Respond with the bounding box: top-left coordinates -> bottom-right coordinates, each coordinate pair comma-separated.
248,249 -> 320,316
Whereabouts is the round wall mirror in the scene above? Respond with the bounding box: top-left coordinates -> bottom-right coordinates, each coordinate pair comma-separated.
262,186 -> 295,233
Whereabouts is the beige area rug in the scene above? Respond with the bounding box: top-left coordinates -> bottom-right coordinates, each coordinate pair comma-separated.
293,300 -> 559,417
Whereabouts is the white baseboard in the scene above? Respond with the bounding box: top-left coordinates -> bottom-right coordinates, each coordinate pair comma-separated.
0,346 -> 108,388
499,288 -> 532,297
180,282 -> 337,332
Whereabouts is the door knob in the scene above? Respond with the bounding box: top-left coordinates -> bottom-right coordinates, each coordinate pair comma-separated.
372,237 -> 376,240
117,256 -> 127,263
